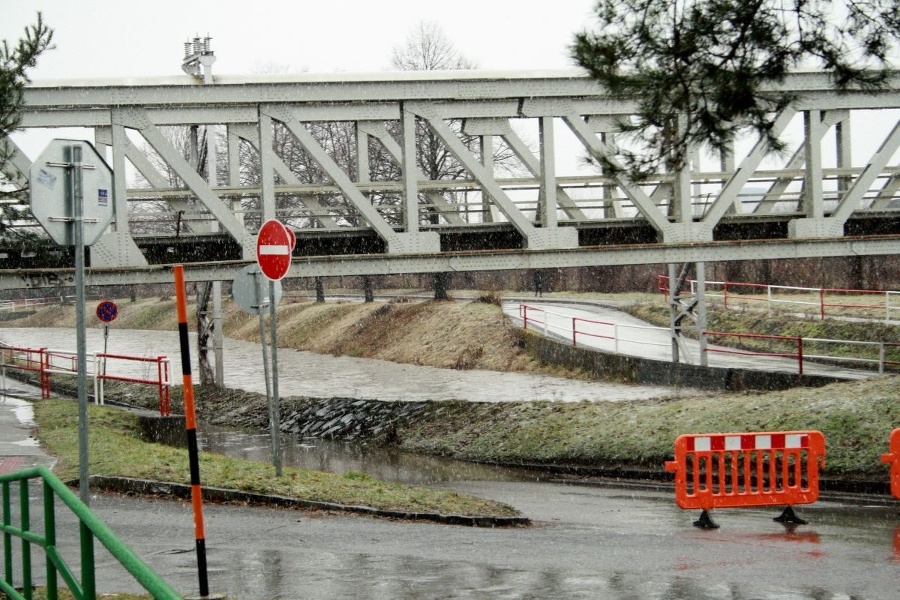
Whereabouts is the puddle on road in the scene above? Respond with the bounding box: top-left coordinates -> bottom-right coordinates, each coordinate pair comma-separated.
198,423 -> 539,485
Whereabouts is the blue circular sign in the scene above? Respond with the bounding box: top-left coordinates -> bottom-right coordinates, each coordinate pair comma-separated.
96,300 -> 118,323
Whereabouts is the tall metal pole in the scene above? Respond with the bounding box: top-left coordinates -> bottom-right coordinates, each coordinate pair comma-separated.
67,143 -> 90,505
174,265 -> 211,598
254,273 -> 278,473
268,279 -> 282,476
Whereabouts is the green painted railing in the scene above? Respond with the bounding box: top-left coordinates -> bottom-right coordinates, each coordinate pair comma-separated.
0,466 -> 183,600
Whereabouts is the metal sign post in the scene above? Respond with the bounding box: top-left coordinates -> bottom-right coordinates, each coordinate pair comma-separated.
232,264 -> 284,476
69,144 -> 90,505
253,272 -> 281,476
30,139 -> 113,506
268,278 -> 282,476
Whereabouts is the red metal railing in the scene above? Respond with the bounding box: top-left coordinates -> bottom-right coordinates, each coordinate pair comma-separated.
1,343 -> 171,415
1,344 -> 51,398
571,316 -> 616,348
658,275 -> 900,322
97,353 -> 172,416
882,428 -> 900,501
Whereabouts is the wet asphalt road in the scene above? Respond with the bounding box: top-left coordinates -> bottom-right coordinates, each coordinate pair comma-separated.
1,387 -> 898,599
55,482 -> 900,599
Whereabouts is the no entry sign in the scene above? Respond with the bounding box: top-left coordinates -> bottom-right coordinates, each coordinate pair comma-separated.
256,219 -> 293,280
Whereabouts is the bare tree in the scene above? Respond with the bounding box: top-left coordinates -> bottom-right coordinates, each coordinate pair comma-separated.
387,21 -> 521,226
391,21 -> 478,71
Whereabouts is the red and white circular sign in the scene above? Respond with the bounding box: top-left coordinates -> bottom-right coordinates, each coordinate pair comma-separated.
256,219 -> 293,281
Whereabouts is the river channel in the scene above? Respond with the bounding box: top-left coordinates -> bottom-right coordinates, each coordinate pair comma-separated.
0,325 -> 694,485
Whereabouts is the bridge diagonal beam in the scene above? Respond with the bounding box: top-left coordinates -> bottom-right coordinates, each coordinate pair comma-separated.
789,118 -> 900,238
356,120 -> 465,225
463,118 -> 588,220
264,105 -> 439,254
0,138 -> 31,187
563,114 -> 718,241
414,105 -> 578,249
116,107 -> 253,256
751,111 -> 849,215
702,107 -> 797,225
562,114 -> 669,232
831,120 -> 900,221
95,126 -> 171,189
228,123 -> 339,229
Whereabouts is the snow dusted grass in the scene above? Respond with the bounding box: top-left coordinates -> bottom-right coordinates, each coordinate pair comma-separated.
394,376 -> 898,478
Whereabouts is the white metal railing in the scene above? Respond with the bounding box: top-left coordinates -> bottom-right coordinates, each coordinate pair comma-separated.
518,304 -> 672,354
516,304 -> 899,375
0,296 -> 72,312
660,276 -> 900,323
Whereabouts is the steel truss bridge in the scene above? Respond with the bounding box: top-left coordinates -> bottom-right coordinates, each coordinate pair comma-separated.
1,69 -> 899,291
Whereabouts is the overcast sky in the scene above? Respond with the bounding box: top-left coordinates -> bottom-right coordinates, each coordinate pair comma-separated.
3,1 -> 896,171
2,1 -> 597,79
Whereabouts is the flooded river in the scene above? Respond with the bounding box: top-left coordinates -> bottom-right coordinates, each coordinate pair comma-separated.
0,326 -> 702,403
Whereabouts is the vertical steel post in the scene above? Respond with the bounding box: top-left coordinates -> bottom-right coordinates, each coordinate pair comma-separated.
254,273 -> 278,474
2,482 -> 11,587
668,263 -> 680,363
79,521 -> 95,600
173,265 -> 210,598
19,482 -> 31,599
268,280 -> 283,476
697,262 -> 708,367
42,480 -> 57,600
65,144 -> 91,506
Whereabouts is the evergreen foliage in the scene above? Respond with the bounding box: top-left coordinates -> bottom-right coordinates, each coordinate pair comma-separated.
0,12 -> 54,241
571,0 -> 900,179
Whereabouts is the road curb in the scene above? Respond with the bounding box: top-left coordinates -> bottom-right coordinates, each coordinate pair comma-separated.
84,476 -> 532,528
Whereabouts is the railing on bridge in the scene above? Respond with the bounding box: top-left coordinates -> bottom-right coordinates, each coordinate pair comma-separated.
0,466 -> 183,600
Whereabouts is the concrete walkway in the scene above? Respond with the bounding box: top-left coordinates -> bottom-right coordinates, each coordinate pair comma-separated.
503,299 -> 876,380
0,381 -> 53,475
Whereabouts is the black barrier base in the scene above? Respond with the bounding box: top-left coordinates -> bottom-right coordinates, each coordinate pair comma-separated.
693,510 -> 720,529
774,506 -> 808,525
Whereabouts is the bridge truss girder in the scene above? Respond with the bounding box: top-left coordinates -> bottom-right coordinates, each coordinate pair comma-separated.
2,70 -> 899,289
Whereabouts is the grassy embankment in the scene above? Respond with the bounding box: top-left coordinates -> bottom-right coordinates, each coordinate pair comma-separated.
4,291 -> 899,484
34,398 -> 519,518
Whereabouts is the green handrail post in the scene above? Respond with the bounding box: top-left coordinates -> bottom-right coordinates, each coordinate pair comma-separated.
19,481 -> 31,600
3,481 -> 11,587
1,466 -> 184,600
80,521 -> 95,599
43,479 -> 57,600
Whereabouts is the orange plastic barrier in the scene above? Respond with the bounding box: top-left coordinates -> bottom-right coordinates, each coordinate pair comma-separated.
665,431 -> 826,528
882,428 -> 900,500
